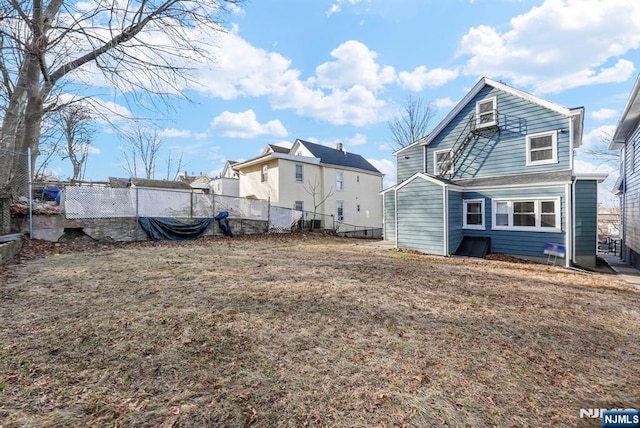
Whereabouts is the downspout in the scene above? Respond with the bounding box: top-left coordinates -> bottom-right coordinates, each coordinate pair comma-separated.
394,188 -> 398,249
443,185 -> 449,256
567,182 -> 573,268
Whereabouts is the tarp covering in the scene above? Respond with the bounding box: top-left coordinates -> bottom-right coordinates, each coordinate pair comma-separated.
138,217 -> 213,241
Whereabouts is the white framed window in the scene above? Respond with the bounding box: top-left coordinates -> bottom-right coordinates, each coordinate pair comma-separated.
526,131 -> 557,166
294,201 -> 303,211
295,164 -> 303,182
463,199 -> 485,230
434,149 -> 454,175
261,164 -> 268,182
491,198 -> 561,232
475,97 -> 497,128
336,170 -> 344,191
337,200 -> 344,221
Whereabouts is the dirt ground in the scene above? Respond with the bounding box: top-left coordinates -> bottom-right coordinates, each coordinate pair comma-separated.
1,234 -> 638,427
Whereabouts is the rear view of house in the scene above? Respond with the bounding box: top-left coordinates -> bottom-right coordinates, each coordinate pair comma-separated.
383,77 -> 606,267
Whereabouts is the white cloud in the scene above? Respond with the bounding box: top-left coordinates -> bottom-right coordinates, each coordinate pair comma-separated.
209,109 -> 288,138
314,41 -> 395,91
346,133 -> 367,146
591,108 -> 618,121
158,128 -> 192,138
398,66 -> 459,91
433,97 -> 456,110
578,125 -> 616,153
458,0 -> 640,93
326,0 -> 369,16
368,158 -> 395,187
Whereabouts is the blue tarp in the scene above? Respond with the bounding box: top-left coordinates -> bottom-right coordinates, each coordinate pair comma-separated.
138,217 -> 213,241
215,211 -> 233,236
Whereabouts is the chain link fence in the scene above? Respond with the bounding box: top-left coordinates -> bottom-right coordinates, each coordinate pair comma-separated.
63,186 -> 269,221
0,147 -> 30,235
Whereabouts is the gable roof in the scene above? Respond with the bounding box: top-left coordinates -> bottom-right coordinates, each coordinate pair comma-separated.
610,73 -> 640,150
295,139 -> 381,174
262,144 -> 290,155
394,77 -> 584,155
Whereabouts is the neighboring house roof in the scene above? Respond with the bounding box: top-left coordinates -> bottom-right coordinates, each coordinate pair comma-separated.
262,144 -> 290,155
234,140 -> 382,176
109,177 -> 191,190
610,73 -> 640,150
295,139 -> 381,174
394,76 -> 585,155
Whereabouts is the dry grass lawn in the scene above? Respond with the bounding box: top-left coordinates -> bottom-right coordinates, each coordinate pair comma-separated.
1,234 -> 639,427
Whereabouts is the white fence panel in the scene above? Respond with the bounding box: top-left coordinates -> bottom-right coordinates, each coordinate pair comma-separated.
137,188 -> 192,217
64,186 -> 135,219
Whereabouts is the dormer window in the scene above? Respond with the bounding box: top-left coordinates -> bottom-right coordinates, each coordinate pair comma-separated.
475,97 -> 497,129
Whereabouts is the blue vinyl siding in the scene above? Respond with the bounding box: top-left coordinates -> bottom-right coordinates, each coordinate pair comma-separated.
426,86 -> 572,179
397,178 -> 445,255
623,128 -> 640,258
383,191 -> 396,242
396,144 -> 424,183
574,180 -> 597,258
462,187 -> 566,258
448,190 -> 463,255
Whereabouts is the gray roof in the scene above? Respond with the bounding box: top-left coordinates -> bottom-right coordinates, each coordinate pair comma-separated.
453,170 -> 573,188
298,140 -> 381,174
109,177 -> 191,190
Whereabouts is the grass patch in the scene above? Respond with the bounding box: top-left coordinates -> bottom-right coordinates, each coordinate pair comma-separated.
0,234 -> 638,427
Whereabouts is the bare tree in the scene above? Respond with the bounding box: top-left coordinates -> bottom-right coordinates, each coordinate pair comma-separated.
582,128 -> 619,168
58,105 -> 94,181
304,176 -> 334,230
387,95 -> 435,151
0,0 -> 241,200
165,149 -> 185,181
120,125 -> 163,179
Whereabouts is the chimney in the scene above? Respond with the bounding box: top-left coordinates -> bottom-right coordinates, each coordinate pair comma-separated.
336,142 -> 343,152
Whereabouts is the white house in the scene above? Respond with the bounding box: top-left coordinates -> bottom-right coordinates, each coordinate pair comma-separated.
210,161 -> 240,196
232,139 -> 383,230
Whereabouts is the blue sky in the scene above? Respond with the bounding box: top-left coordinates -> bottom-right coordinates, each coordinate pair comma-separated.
50,0 -> 640,206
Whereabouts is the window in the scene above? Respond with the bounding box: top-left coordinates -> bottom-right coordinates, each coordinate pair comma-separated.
337,200 -> 344,221
336,171 -> 344,191
434,149 -> 454,175
294,201 -> 303,211
463,199 -> 485,229
492,198 -> 560,231
475,97 -> 497,128
295,164 -> 303,182
526,131 -> 557,166
261,164 -> 268,182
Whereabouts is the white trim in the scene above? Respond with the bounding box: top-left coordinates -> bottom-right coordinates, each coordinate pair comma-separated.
573,172 -> 609,183
418,77 -> 581,148
568,182 -> 574,268
526,131 -> 558,166
475,96 -> 497,129
491,197 -> 561,232
394,189 -> 398,248
336,170 -> 344,191
434,148 -> 454,175
462,183 -> 567,191
443,187 -> 449,255
395,172 -> 464,191
463,199 -> 485,230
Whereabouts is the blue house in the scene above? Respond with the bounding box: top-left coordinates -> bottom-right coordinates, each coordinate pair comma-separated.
609,74 -> 640,269
382,77 -> 606,268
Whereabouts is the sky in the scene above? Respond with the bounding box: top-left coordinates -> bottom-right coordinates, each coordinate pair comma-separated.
45,0 -> 640,207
